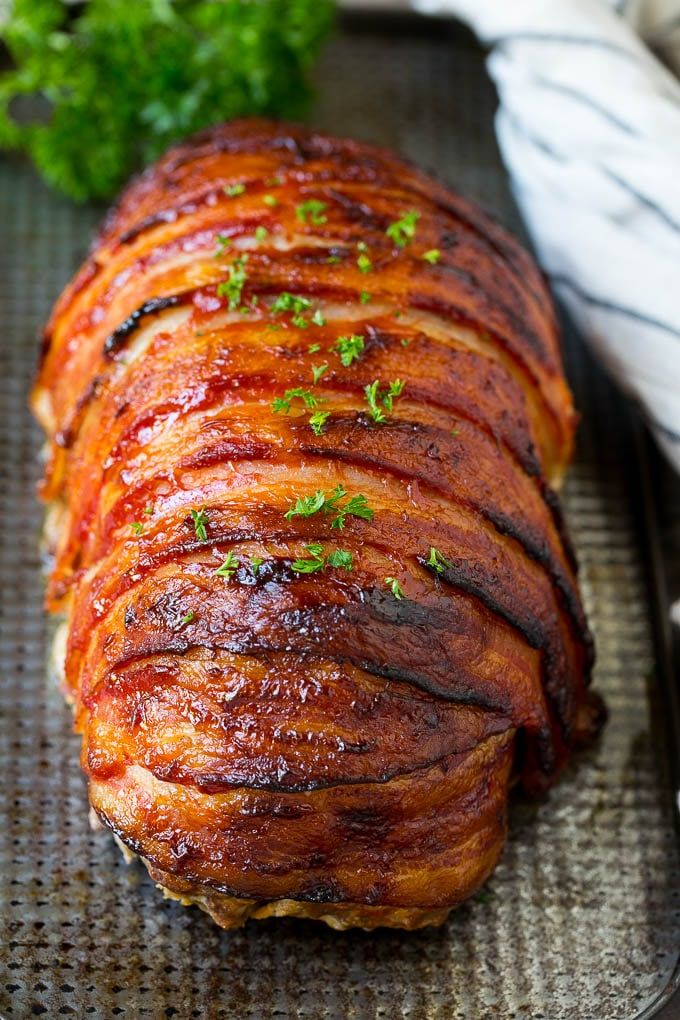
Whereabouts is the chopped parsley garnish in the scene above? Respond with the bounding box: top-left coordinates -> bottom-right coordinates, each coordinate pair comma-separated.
272,388 -> 322,414
450,426 -> 460,437
265,176 -> 283,187
190,507 -> 209,542
327,549 -> 353,570
312,309 -> 326,327
359,291 -> 372,304
427,547 -> 452,574
309,411 -> 331,435
291,543 -> 325,573
142,505 -> 154,516
386,209 -> 420,248
311,363 -> 328,384
400,338 -> 411,347
180,610 -> 195,626
263,193 -> 279,208
356,241 -> 373,274
225,182 -> 246,197
422,248 -> 441,264
385,576 -> 405,600
271,292 -> 312,315
296,199 -> 328,225
290,543 -> 353,573
130,521 -> 144,535
250,557 -> 264,573
333,333 -> 364,367
254,225 -> 269,241
284,485 -> 373,529
216,253 -> 249,311
364,378 -> 404,423
327,254 -> 342,265
215,552 -> 240,578
214,233 -> 231,257
308,343 -> 321,354
291,314 -> 309,329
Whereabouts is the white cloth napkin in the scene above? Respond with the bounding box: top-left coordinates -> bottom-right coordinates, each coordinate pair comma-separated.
410,0 -> 680,473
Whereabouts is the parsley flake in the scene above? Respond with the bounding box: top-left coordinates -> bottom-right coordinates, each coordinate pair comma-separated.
327,549 -> 353,570
216,253 -> 249,310
254,225 -> 269,241
427,547 -> 452,574
308,343 -> 321,354
284,485 -> 373,529
271,292 -> 312,315
215,552 -> 240,578
291,543 -> 326,573
333,334 -> 364,367
422,248 -> 441,264
131,521 -> 144,535
250,557 -> 264,573
312,308 -> 326,327
386,209 -> 420,248
272,388 -> 322,414
364,378 -> 405,423
309,411 -> 331,435
180,610 -> 195,626
190,508 -> 209,542
296,199 -> 328,225
311,363 -> 329,384
359,291 -> 372,304
225,182 -> 246,197
263,194 -> 279,208
214,233 -> 231,257
385,576 -> 405,600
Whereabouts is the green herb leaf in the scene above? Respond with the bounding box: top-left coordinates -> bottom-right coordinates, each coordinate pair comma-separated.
216,254 -> 249,311
364,380 -> 386,424
254,225 -> 269,241
333,334 -> 364,368
271,292 -> 312,315
357,252 -> 373,274
143,505 -> 154,516
263,194 -> 279,208
422,248 -> 441,264
327,254 -> 342,265
311,363 -> 329,384
307,343 -> 321,354
130,521 -> 144,535
386,210 -> 420,248
326,549 -> 353,570
0,0 -> 334,202
385,576 -> 405,600
215,552 -> 240,578
225,182 -> 246,197
291,543 -> 326,573
180,610 -> 195,626
190,507 -> 209,542
427,546 -> 451,574
359,291 -> 372,304
311,308 -> 326,327
284,490 -> 326,521
309,411 -> 331,435
250,557 -> 264,573
284,486 -> 373,529
214,233 -> 232,257
272,388 -> 322,414
296,199 -> 328,225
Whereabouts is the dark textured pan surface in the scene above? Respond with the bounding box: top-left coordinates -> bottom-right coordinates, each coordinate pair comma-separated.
1,15 -> 679,1019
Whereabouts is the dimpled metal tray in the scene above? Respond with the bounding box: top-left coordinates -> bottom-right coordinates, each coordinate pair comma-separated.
1,14 -> 679,1020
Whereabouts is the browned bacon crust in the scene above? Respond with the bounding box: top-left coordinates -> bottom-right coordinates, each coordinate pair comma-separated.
32,119 -> 598,930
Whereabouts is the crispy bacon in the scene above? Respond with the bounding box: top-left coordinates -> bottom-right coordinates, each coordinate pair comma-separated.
33,119 -> 599,930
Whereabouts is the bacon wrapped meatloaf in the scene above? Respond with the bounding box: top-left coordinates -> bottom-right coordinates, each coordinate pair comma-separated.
32,119 -> 599,930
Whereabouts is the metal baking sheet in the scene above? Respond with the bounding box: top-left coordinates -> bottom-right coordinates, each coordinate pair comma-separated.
1,14 -> 679,1019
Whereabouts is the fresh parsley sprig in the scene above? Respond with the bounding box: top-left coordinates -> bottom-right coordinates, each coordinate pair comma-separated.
272,388 -> 323,414
364,379 -> 405,423
386,210 -> 420,249
290,543 -> 353,573
0,0 -> 334,201
284,485 -> 374,529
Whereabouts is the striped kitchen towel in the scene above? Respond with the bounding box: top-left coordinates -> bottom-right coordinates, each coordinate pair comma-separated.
410,0 -> 680,472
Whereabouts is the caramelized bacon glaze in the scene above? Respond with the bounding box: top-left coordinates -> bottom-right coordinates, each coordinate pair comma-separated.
32,119 -> 600,930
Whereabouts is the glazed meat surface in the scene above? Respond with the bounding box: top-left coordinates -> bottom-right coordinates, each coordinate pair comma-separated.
33,119 -> 597,930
